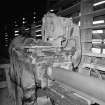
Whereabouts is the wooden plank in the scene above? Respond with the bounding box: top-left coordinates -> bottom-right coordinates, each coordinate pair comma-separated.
83,52 -> 105,58
80,24 -> 105,29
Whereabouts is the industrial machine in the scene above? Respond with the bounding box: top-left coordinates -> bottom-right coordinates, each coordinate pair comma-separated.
9,13 -> 105,105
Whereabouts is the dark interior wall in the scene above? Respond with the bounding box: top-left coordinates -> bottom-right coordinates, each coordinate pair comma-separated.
0,47 -> 9,59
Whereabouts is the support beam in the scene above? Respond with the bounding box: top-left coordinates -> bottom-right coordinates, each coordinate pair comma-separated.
57,2 -> 80,16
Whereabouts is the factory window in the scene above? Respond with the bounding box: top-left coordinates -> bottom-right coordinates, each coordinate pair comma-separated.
92,39 -> 102,44
14,28 -> 20,36
78,20 -> 105,26
91,14 -> 105,54
92,30 -> 103,34
93,20 -> 104,25
36,29 -> 41,33
93,0 -> 105,11
78,19 -> 105,26
36,25 -> 41,28
103,49 -> 105,54
36,34 -> 42,37
92,28 -> 105,54
14,34 -> 19,36
91,48 -> 101,54
14,30 -> 19,33
25,28 -> 30,31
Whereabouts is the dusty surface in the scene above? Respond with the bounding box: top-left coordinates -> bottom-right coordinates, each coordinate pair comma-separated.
0,88 -> 52,105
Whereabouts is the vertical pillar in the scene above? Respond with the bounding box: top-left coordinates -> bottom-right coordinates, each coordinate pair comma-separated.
79,0 -> 93,72
80,0 -> 93,53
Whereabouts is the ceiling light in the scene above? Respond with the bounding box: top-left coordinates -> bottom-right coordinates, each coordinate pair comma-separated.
14,30 -> 19,33
93,1 -> 105,6
50,9 -> 54,12
36,30 -> 41,32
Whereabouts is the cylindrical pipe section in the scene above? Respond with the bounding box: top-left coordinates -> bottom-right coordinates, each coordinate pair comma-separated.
49,67 -> 105,103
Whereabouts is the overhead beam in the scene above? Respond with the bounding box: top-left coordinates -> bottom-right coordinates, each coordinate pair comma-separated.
93,0 -> 105,4
57,2 -> 80,16
52,0 -> 68,9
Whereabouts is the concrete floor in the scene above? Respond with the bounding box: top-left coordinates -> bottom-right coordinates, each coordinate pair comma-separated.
0,88 -> 52,105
